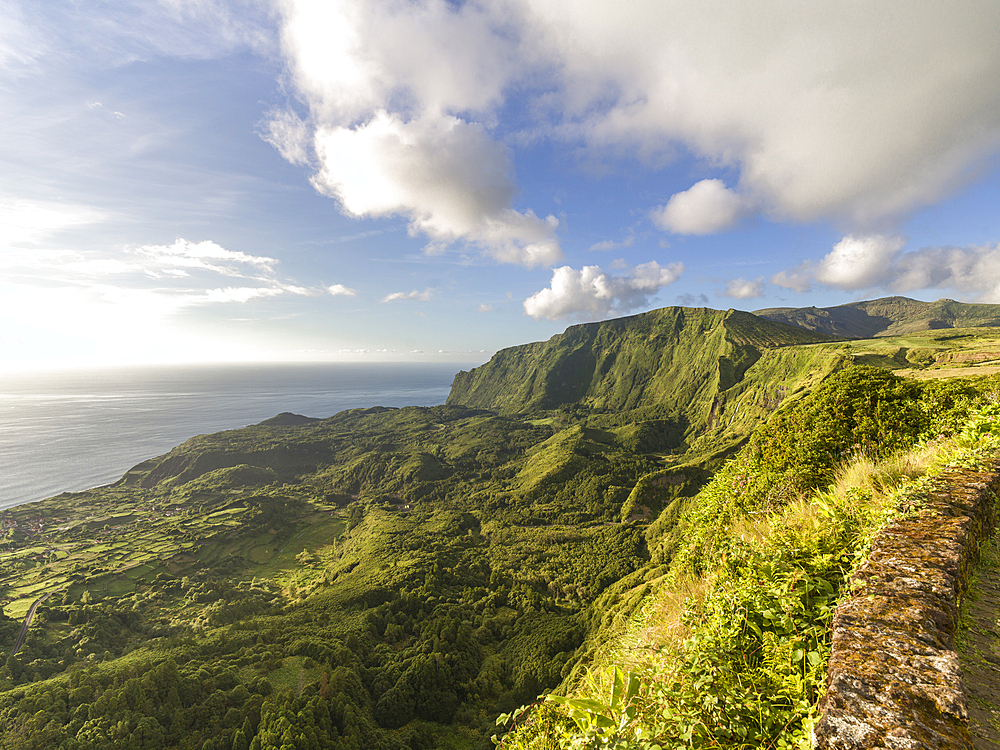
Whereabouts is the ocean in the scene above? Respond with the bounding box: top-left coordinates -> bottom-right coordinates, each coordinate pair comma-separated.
0,362 -> 473,510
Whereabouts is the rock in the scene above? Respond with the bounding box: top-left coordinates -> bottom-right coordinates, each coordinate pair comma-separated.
812,461 -> 1000,750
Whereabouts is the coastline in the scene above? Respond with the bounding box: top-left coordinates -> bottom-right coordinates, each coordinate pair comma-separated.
0,362 -> 470,511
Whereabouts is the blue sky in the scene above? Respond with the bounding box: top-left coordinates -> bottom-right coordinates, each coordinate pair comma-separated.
2,0 -> 1000,371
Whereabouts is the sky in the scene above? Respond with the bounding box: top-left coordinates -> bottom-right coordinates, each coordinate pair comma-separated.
2,0 -> 1000,372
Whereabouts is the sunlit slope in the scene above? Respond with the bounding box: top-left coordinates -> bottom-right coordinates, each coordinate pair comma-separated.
756,296 -> 1000,338
448,307 -> 834,443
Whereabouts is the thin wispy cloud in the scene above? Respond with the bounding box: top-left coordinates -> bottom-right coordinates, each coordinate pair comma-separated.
0,198 -> 107,246
204,286 -> 285,303
132,239 -> 277,272
2,235 -> 309,317
589,235 -> 635,252
382,288 -> 435,303
0,0 -> 44,72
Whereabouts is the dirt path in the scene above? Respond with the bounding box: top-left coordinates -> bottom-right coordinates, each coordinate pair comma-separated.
959,532 -> 1000,749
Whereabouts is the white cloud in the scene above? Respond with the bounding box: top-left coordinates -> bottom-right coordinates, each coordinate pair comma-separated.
203,286 -> 284,303
382,288 -> 435,303
0,235 -> 307,351
1,237 -> 288,298
770,267 -> 813,295
277,0 -> 518,124
327,283 -> 356,296
260,108 -> 311,166
892,243 -> 1000,302
589,235 -> 635,252
0,270 -> 305,370
773,234 -> 905,293
773,237 -> 1000,301
478,303 -> 494,312
523,261 -> 683,321
133,238 -> 276,270
270,0 -> 559,267
814,235 -> 905,290
721,277 -> 765,300
652,180 -> 749,235
270,1 -> 1000,238
0,198 -> 106,246
309,112 -> 561,267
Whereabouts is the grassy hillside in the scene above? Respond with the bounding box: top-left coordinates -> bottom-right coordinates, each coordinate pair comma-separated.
755,296 -> 1000,338
500,367 -> 1000,750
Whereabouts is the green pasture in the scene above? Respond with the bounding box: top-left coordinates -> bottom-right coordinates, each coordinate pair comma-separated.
4,598 -> 33,619
264,655 -> 324,695
206,507 -> 247,520
184,511 -> 345,588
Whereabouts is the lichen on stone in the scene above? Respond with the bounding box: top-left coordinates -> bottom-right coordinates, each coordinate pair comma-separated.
813,460 -> 1000,750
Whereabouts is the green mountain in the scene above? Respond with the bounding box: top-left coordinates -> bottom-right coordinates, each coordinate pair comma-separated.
448,307 -> 838,452
755,296 -> 1000,338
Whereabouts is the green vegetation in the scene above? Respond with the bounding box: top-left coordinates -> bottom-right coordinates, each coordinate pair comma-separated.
4,302 -> 1000,749
499,372 -> 1000,749
0,403 -> 661,750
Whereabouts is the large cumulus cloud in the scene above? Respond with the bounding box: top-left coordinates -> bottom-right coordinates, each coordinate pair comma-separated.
269,0 -> 1000,249
268,0 -> 559,266
523,261 -> 683,321
532,0 -> 1000,229
310,113 -> 560,266
773,235 -> 1000,302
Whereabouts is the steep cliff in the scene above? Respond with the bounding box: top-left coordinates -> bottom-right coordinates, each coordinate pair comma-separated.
448,306 -> 835,448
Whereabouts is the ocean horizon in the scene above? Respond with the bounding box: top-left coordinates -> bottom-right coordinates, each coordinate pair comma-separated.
0,361 -> 475,511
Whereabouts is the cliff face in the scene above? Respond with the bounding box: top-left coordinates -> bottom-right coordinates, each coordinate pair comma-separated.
448,307 -> 828,420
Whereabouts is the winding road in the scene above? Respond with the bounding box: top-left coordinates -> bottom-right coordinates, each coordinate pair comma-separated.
9,592 -> 50,658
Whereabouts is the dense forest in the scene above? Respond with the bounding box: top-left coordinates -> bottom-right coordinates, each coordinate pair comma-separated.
4,300 -> 1000,749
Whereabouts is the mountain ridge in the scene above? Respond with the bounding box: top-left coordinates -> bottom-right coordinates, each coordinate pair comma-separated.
754,295 -> 1000,338
447,306 -> 829,415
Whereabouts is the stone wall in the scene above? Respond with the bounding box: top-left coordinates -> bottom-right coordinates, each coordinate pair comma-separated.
812,459 -> 1000,750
